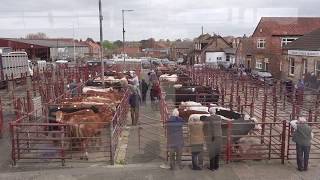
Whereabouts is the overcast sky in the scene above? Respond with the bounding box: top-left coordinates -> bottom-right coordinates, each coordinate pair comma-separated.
0,0 -> 319,41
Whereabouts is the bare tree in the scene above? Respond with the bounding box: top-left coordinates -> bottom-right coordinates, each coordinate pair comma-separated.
26,32 -> 48,39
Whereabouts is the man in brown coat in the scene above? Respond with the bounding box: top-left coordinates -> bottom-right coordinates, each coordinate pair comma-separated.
188,115 -> 206,170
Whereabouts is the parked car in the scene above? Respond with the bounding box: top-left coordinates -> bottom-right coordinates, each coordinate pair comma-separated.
251,70 -> 275,85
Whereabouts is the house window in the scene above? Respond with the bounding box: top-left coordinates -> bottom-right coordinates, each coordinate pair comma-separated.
257,39 -> 266,49
217,57 -> 222,61
303,59 -> 307,74
256,62 -> 263,70
281,37 -> 298,47
226,55 -> 230,62
289,58 -> 295,76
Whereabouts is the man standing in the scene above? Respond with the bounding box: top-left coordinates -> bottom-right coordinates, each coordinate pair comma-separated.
67,79 -> 78,97
291,117 -> 313,171
140,79 -> 149,103
128,85 -> 141,126
166,109 -> 184,170
189,116 -> 205,170
201,115 -> 222,171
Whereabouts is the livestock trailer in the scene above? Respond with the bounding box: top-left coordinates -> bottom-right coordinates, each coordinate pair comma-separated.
0,51 -> 33,88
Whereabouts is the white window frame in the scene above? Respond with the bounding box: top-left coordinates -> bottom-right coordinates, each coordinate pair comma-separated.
217,57 -> 222,61
289,58 -> 295,76
257,39 -> 266,49
303,59 -> 307,75
281,37 -> 298,47
256,62 -> 263,70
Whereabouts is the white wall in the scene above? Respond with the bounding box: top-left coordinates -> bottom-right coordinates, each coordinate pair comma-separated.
50,46 -> 89,60
205,52 -> 226,63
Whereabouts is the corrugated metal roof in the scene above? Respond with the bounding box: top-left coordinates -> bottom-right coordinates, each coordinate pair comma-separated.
4,38 -> 88,48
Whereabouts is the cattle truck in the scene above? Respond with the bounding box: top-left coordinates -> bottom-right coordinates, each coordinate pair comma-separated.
0,51 -> 33,88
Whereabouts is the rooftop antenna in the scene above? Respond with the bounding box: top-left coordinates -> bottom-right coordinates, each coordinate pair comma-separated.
201,26 -> 204,35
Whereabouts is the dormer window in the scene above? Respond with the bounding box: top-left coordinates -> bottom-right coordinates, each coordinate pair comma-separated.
281,37 -> 298,47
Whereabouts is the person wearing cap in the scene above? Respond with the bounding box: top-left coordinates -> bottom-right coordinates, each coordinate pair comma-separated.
290,117 -> 314,171
129,71 -> 140,87
166,109 -> 184,170
128,85 -> 141,126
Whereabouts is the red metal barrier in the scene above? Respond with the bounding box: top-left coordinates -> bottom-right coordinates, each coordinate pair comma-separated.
0,97 -> 3,138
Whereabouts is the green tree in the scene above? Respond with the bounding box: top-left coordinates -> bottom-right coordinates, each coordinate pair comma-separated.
113,40 -> 123,48
103,40 -> 115,50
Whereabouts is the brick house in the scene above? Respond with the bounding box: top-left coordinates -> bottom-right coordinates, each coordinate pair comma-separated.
235,37 -> 254,68
283,28 -> 320,87
83,38 -> 101,58
189,34 -> 234,65
251,17 -> 320,78
169,41 -> 193,62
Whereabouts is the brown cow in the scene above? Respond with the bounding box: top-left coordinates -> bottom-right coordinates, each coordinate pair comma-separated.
57,105 -> 114,160
177,108 -> 209,122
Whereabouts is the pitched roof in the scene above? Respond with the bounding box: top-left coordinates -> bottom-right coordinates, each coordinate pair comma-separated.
284,28 -> 320,51
253,17 -> 320,36
173,41 -> 193,49
194,33 -> 211,41
241,37 -> 254,55
4,38 -> 88,48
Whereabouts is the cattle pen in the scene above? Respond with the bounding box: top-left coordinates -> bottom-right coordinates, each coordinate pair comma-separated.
159,65 -> 320,165
7,63 -> 141,167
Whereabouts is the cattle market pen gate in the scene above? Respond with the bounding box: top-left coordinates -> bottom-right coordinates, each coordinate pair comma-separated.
8,64 -> 140,166
159,66 -> 320,164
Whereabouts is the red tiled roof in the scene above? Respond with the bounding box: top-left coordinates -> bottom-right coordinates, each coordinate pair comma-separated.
253,17 -> 320,36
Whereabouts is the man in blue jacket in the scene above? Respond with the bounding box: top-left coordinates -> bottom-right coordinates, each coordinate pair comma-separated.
129,85 -> 141,126
166,109 -> 184,170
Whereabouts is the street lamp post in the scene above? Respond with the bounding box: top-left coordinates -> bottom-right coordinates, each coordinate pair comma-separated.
122,9 -> 134,65
99,0 -> 105,87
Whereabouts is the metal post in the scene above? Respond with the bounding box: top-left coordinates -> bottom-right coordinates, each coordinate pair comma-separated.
10,123 -> 16,166
99,0 -> 105,87
226,121 -> 232,163
281,120 -> 287,164
122,10 -> 125,64
0,98 -> 2,138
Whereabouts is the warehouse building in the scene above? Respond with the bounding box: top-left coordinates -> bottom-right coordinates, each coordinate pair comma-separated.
0,38 -> 89,61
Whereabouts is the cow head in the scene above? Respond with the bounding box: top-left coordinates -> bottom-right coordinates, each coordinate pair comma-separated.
56,111 -> 64,122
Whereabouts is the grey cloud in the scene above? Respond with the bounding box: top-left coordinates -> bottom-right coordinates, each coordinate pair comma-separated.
0,0 -> 319,41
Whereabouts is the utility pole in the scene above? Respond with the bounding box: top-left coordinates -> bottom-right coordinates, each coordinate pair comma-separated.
99,0 -> 105,87
122,9 -> 134,65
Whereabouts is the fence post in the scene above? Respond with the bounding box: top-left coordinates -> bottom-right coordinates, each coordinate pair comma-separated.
281,120 -> 287,164
226,121 -> 232,164
110,116 -> 114,165
61,126 -> 65,166
0,98 -> 2,138
10,123 -> 16,166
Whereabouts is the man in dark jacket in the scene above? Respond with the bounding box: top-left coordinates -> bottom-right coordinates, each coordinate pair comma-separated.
129,85 -> 141,126
166,109 -> 184,170
201,115 -> 222,171
291,117 -> 313,171
140,79 -> 149,104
